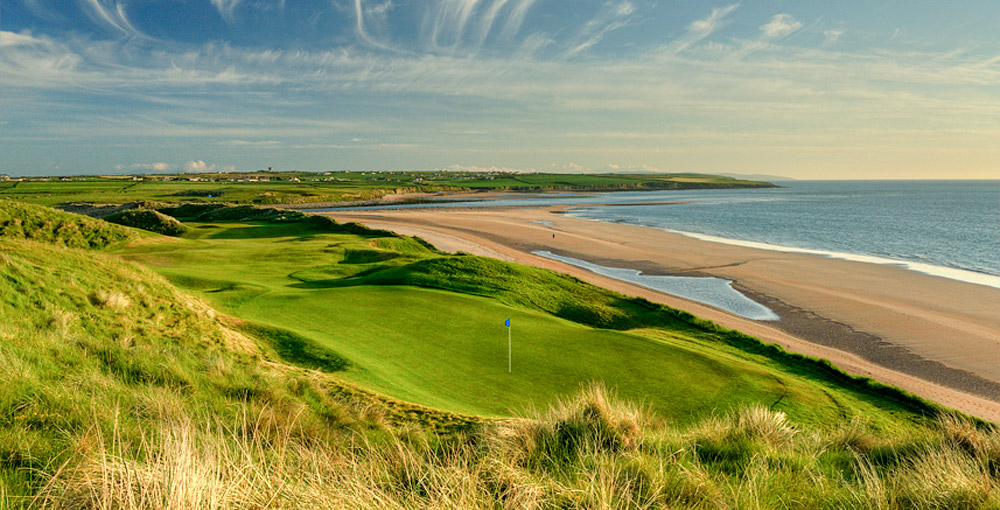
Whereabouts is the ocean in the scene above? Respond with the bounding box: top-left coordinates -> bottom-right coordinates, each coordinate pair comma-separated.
336,180 -> 998,289
564,180 -> 999,289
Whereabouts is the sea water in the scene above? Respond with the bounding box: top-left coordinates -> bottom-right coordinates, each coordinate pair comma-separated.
316,180 -> 1000,289
533,250 -> 780,321
565,180 -> 1000,289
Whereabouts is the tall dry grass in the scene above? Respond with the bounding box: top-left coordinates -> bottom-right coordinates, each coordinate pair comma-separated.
15,385 -> 1000,510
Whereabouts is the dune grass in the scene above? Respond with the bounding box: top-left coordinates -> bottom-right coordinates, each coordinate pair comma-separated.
103,209 -> 188,237
22,384 -> 1000,510
0,234 -> 472,504
0,201 -> 135,249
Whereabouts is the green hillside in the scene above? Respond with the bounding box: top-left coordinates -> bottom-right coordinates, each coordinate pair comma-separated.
0,201 -> 135,249
117,204 -> 936,429
2,202 -> 998,509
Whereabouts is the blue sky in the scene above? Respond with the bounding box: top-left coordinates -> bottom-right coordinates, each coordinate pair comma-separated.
1,0 -> 997,178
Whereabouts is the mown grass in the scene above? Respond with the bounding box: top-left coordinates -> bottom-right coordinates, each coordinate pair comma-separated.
117,205 -> 938,431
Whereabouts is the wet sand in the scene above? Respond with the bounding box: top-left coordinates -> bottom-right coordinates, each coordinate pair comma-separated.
319,205 -> 1000,422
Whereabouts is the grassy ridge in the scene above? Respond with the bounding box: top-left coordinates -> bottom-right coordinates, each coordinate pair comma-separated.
104,209 -> 188,236
0,234 -> 466,503
0,201 -> 134,249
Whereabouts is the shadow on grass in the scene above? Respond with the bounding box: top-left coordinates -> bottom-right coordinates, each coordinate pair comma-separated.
285,254 -> 946,421
236,322 -> 349,373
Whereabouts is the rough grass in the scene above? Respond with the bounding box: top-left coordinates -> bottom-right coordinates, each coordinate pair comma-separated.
0,201 -> 134,249
104,209 -> 188,237
0,237 -> 461,504
19,385 -> 1000,510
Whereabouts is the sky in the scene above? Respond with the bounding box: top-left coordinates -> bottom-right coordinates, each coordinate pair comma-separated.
1,1 -> 998,179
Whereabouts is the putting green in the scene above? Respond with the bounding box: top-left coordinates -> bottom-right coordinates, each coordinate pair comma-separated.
119,220 -> 921,427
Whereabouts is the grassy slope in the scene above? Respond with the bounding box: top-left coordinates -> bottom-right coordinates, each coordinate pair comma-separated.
120,215 -> 932,431
0,201 -> 135,249
3,203 -> 1000,508
0,228 -> 473,503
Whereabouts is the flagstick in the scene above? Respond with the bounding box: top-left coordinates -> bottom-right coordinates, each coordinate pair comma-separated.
508,324 -> 512,373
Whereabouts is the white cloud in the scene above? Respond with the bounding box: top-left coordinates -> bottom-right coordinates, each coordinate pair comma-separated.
354,0 -> 399,51
3,6 -> 1000,178
597,163 -> 663,173
211,0 -> 243,23
220,140 -> 283,147
0,30 -> 47,48
550,162 -> 585,173
130,162 -> 172,171
760,14 -> 802,39
499,0 -> 538,41
445,164 -> 530,173
662,4 -> 738,55
615,1 -> 635,17
79,0 -> 143,37
689,4 -> 739,34
184,160 -> 236,173
823,29 -> 843,46
567,1 -> 638,56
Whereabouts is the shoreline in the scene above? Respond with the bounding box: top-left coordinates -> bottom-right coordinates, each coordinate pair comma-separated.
317,205 -> 1000,422
599,220 -> 998,289
297,189 -> 998,290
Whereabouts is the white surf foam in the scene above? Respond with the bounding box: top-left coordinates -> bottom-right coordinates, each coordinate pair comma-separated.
660,229 -> 1000,289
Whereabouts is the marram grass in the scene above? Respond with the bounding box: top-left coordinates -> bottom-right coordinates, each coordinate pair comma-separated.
18,384 -> 1000,510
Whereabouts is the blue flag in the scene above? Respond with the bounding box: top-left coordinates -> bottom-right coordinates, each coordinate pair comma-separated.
505,318 -> 511,327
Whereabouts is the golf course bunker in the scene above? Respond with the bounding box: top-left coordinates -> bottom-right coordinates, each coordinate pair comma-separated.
533,250 -> 780,321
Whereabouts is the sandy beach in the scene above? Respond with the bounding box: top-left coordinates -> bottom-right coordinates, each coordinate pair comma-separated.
319,204 -> 1000,422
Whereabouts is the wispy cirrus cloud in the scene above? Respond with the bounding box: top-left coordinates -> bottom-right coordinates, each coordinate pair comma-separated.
566,1 -> 636,56
3,1 -> 999,178
760,14 -> 802,39
211,0 -> 243,24
661,3 -> 738,55
77,0 -> 143,37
